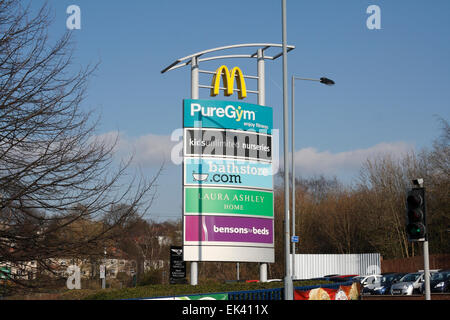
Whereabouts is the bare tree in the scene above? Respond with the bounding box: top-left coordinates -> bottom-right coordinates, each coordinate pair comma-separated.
272,118 -> 449,260
421,117 -> 450,254
0,1 -> 161,291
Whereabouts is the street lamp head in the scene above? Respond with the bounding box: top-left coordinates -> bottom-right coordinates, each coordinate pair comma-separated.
320,77 -> 335,86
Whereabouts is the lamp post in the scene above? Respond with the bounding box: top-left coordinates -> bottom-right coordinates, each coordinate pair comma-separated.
291,76 -> 335,279
281,0 -> 293,300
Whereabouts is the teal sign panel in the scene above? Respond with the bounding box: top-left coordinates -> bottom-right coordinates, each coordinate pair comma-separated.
183,99 -> 273,134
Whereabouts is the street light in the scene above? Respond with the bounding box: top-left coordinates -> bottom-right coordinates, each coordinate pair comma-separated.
291,75 -> 335,280
281,0 -> 293,300
320,77 -> 335,86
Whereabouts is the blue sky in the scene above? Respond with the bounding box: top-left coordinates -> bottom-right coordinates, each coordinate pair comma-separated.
29,0 -> 449,221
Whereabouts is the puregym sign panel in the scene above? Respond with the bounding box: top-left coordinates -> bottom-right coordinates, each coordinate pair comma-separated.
184,99 -> 273,134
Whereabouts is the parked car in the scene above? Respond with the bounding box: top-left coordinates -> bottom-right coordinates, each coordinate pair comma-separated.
424,270 -> 450,293
328,274 -> 359,283
372,273 -> 406,295
390,272 -> 425,295
354,275 -> 382,295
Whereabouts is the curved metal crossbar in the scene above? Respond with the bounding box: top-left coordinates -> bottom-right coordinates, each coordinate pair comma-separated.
161,43 -> 295,74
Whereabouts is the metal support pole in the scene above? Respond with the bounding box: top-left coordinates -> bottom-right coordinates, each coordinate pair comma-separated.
282,0 -> 293,300
423,240 -> 431,300
191,57 -> 199,99
257,48 -> 269,283
190,56 -> 199,286
291,76 -> 296,280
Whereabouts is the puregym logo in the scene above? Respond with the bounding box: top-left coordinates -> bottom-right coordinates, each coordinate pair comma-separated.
190,103 -> 255,123
184,100 -> 273,134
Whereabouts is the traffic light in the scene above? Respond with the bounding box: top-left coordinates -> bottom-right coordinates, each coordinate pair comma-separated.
406,187 -> 426,241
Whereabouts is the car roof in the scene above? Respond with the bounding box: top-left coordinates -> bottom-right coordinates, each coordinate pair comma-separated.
383,272 -> 405,276
401,272 -> 423,277
408,272 -> 423,274
434,270 -> 450,275
381,272 -> 396,275
360,274 -> 382,278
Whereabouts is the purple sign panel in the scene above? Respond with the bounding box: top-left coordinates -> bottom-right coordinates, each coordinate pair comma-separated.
185,215 -> 273,244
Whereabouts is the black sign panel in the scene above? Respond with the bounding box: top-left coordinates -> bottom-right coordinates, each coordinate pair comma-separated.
184,128 -> 272,161
169,246 -> 186,284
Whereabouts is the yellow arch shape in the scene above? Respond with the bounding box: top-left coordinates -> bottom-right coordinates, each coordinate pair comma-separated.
211,65 -> 247,99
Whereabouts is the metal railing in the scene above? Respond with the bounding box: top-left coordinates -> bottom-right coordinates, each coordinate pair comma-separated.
227,280 -> 355,300
227,287 -> 283,300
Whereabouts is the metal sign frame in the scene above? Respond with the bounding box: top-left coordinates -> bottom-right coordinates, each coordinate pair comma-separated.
162,43 -> 295,285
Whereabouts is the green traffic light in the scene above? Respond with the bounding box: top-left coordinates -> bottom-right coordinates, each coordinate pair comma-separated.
406,188 -> 426,241
407,223 -> 425,238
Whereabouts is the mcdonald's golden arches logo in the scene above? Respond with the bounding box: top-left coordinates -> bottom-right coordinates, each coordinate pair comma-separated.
211,65 -> 247,100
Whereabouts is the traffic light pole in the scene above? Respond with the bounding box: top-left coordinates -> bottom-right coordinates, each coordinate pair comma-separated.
417,181 -> 430,300
423,240 -> 431,300
407,179 -> 431,300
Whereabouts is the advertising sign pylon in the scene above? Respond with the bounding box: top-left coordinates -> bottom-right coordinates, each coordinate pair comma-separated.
162,44 -> 295,285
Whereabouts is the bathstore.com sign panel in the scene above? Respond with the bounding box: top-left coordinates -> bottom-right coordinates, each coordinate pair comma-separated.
184,157 -> 272,190
183,99 -> 274,263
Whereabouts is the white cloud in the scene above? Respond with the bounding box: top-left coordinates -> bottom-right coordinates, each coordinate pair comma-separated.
94,131 -> 414,177
129,134 -> 178,166
294,141 -> 414,177
94,131 -> 178,167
